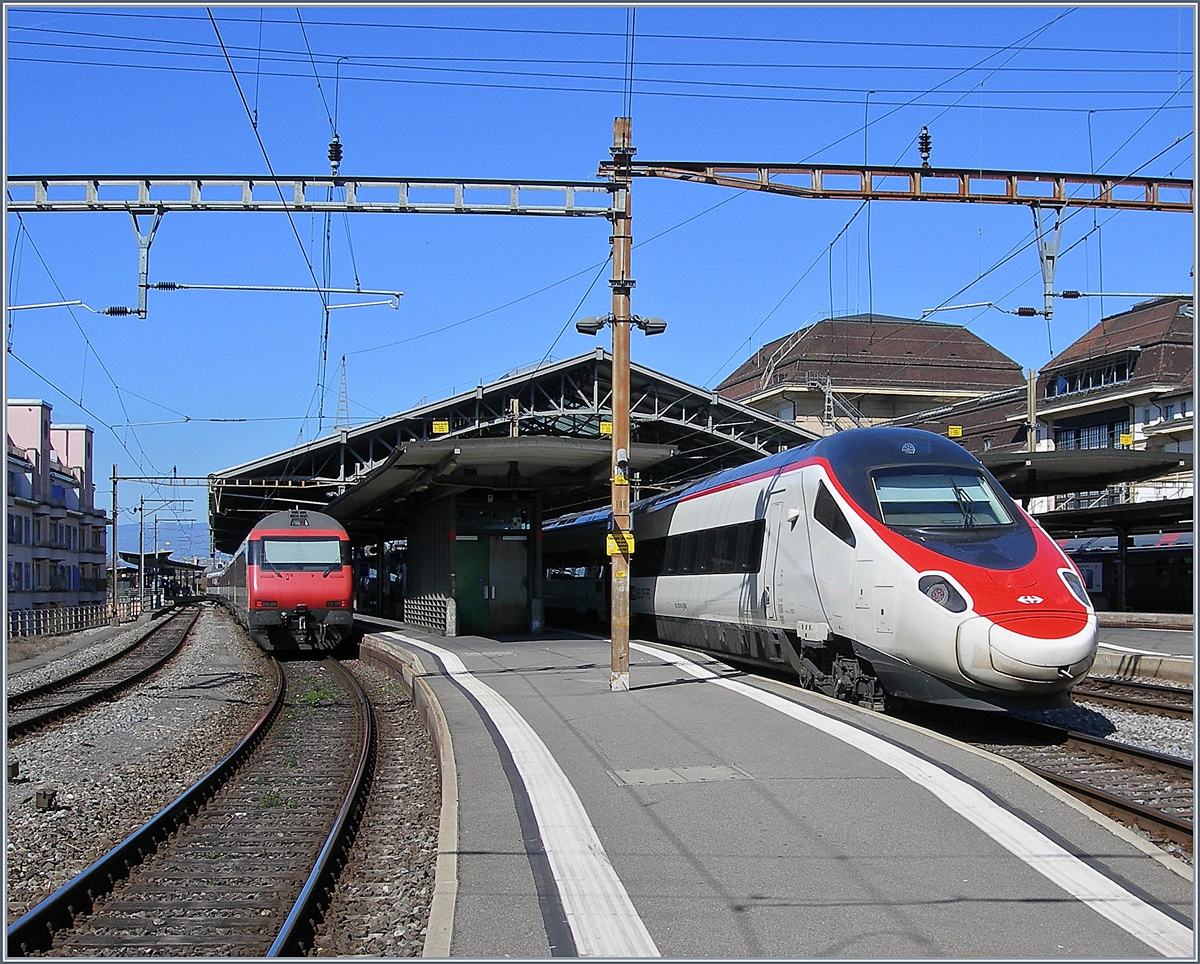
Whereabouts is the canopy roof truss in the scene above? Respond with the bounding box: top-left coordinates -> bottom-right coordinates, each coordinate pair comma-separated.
208,349 -> 817,552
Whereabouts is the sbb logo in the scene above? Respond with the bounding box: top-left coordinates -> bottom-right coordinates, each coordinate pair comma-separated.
1017,595 -> 1044,605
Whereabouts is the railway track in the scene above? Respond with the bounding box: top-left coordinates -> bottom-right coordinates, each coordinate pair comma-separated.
5,657 -> 374,957
971,719 -> 1193,854
1073,677 -> 1193,720
7,608 -> 199,739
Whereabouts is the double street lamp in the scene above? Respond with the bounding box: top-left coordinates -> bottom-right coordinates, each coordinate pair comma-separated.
575,314 -> 668,337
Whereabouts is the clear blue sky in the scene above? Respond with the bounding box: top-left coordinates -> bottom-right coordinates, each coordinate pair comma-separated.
4,4 -> 1195,552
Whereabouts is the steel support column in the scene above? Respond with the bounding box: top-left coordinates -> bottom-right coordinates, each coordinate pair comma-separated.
110,465 -> 119,626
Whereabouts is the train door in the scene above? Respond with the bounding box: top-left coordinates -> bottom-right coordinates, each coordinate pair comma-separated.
773,486 -> 823,625
489,535 -> 528,634
455,537 -> 490,635
804,475 -> 858,637
763,498 -> 784,620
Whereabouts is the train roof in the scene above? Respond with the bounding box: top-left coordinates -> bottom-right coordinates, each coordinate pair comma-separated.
634,427 -> 983,514
249,509 -> 347,534
545,427 -> 987,529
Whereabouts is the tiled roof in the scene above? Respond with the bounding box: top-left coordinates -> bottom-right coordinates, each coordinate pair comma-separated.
1038,297 -> 1193,398
1045,297 -> 1192,370
716,313 -> 1025,402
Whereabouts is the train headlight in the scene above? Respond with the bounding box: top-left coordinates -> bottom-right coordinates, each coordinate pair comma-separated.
918,574 -> 967,613
1060,569 -> 1092,609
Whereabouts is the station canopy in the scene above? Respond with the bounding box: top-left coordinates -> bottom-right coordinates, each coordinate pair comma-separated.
208,348 -> 819,553
980,448 -> 1192,498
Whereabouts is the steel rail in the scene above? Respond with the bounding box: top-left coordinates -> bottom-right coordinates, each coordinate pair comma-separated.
6,608 -> 199,738
7,610 -> 177,709
1073,679 -> 1193,720
268,658 -> 376,957
5,659 -> 287,956
996,723 -> 1192,851
1023,762 -> 1193,849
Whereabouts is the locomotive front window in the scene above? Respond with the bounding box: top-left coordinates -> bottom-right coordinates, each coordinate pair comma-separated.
256,537 -> 347,570
872,470 -> 1012,528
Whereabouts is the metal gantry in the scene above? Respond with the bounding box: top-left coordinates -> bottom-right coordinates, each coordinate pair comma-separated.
598,161 -> 1193,213
5,175 -> 615,216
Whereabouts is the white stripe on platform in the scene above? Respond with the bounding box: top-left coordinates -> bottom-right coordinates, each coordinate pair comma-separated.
382,632 -> 659,958
1098,641 -> 1195,657
632,642 -> 1194,959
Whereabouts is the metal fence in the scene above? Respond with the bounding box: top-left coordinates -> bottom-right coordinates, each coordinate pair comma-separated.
6,597 -> 162,638
403,595 -> 455,636
7,603 -> 110,639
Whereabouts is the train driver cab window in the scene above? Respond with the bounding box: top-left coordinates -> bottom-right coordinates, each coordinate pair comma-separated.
813,481 -> 856,547
872,470 -> 1012,528
256,537 -> 348,571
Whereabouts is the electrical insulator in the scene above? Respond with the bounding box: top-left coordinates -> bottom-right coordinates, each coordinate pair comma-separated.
1061,290 -> 1082,299
1016,307 -> 1039,317
918,126 -> 932,169
104,306 -> 133,316
328,135 -> 343,175
153,281 -> 180,290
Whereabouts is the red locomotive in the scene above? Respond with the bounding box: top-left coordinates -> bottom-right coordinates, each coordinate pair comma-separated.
210,509 -> 354,651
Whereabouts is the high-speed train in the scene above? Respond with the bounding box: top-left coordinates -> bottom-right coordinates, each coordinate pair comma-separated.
209,509 -> 354,651
543,427 -> 1097,712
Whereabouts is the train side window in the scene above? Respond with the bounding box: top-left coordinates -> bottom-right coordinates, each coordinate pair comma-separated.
678,531 -> 698,574
663,534 -> 681,575
696,530 -> 715,573
635,537 -> 667,578
814,482 -> 856,547
712,527 -> 735,574
741,517 -> 767,571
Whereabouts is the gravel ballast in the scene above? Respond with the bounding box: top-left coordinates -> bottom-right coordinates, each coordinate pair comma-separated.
5,603 -> 274,924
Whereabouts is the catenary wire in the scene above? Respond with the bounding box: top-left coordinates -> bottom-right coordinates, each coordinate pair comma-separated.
6,9 -> 1191,57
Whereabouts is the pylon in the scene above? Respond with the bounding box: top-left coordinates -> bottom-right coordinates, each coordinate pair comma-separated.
335,355 -> 351,430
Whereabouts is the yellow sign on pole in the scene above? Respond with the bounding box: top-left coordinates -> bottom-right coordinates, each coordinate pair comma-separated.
606,532 -> 635,555
1119,433 -> 1133,446
600,420 -> 613,436
432,420 -> 450,435
948,425 -> 963,438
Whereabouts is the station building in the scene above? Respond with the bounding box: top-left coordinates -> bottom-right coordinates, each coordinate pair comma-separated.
713,312 -> 1028,436
6,399 -> 109,611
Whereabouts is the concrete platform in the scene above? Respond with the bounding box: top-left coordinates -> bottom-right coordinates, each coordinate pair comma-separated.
1093,623 -> 1194,685
357,617 -> 1193,959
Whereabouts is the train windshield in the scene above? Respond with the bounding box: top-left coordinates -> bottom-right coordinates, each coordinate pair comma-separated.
872,470 -> 1013,528
256,538 -> 347,570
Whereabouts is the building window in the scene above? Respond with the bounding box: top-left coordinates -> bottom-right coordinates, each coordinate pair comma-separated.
1055,419 -> 1130,451
1045,359 -> 1134,399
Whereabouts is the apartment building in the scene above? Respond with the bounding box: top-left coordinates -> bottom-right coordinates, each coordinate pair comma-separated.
6,399 -> 108,610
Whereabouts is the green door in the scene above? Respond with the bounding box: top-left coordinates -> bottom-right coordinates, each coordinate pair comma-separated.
455,537 -> 490,636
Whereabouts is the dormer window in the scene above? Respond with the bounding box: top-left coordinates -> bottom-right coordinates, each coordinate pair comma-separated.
1045,355 -> 1136,398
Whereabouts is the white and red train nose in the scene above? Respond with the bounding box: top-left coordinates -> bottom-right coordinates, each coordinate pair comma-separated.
956,610 -> 1097,692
